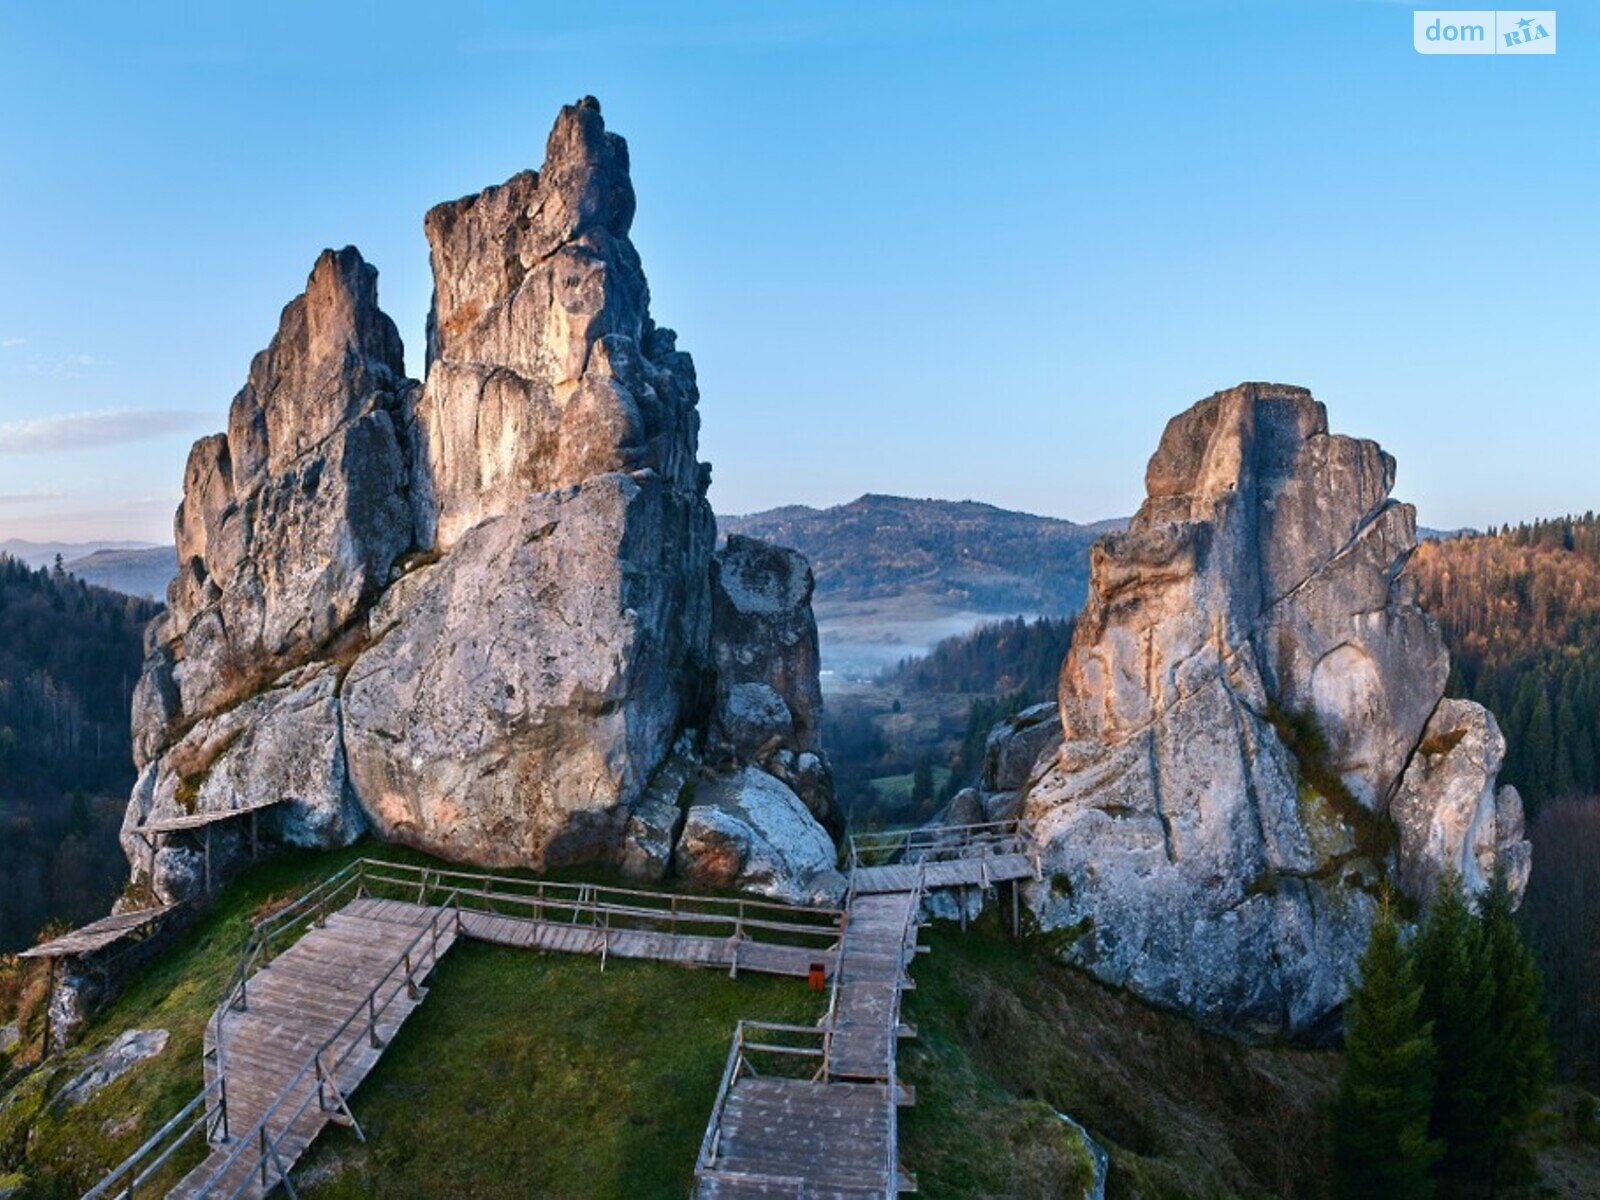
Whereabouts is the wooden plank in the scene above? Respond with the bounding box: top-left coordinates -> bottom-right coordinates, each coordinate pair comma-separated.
18,904 -> 176,959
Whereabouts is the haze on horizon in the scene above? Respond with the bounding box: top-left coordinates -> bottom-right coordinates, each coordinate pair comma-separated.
1,1 -> 1594,545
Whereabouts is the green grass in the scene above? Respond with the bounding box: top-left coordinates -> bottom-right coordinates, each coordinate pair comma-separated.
0,842 -> 823,1199
296,943 -> 819,1198
902,909 -> 1340,1200
868,767 -> 953,803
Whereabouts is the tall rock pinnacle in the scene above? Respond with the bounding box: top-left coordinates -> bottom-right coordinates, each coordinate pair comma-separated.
122,100 -> 838,907
1011,384 -> 1529,1039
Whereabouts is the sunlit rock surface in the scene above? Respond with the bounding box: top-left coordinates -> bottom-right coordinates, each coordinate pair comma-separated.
1018,384 -> 1529,1039
124,98 -> 834,904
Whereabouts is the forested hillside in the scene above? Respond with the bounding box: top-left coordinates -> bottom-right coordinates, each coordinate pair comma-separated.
882,615 -> 1073,698
721,495 -> 1102,610
0,555 -> 157,951
1411,514 -> 1600,813
826,617 -> 1072,827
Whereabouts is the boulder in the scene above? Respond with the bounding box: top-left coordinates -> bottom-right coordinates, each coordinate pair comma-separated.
1020,384 -> 1526,1038
1391,698 -> 1533,902
676,768 -> 844,906
51,1030 -> 169,1110
342,473 -> 711,867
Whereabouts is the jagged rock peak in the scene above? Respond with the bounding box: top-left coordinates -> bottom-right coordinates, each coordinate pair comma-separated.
1019,383 -> 1529,1040
415,97 -> 701,550
228,246 -> 409,496
121,99 -> 836,918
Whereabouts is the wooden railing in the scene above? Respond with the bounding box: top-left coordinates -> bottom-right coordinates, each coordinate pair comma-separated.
356,859 -> 844,967
82,1076 -> 229,1200
692,1020 -> 833,1196
187,894 -> 464,1199
847,817 -> 1038,874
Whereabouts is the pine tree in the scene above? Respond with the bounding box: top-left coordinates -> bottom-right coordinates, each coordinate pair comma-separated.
1333,905 -> 1440,1199
1414,870 -> 1494,1186
1478,872 -> 1552,1195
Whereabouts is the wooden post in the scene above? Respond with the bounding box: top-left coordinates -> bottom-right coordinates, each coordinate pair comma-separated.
204,825 -> 213,894
250,809 -> 258,860
1011,879 -> 1020,938
39,957 -> 56,1059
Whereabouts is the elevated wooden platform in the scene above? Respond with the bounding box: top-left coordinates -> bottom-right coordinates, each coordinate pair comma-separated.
18,905 -> 176,959
450,902 -> 836,979
851,852 -> 1036,896
695,1078 -> 898,1198
695,884 -> 925,1197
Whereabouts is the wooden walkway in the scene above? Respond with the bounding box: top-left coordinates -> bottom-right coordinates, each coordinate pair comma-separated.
695,884 -> 925,1197
123,869 -> 842,1199
93,822 -> 1033,1199
454,903 -> 833,978
695,1078 -> 902,1198
851,853 -> 1035,896
173,902 -> 457,1198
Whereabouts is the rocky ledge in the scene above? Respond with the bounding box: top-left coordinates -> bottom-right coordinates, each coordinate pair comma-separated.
122,98 -> 839,908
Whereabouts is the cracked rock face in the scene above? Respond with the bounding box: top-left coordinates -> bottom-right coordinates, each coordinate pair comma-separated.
123,98 -> 834,904
1020,384 -> 1529,1039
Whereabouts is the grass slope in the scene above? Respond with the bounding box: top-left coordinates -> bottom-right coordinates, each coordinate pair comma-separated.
297,942 -> 818,1197
903,911 -> 1339,1199
0,844 -> 822,1198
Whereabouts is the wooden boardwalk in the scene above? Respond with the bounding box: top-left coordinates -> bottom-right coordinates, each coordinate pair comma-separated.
453,903 -> 834,978
695,884 -> 925,1197
173,902 -> 457,1198
128,870 -> 842,1199
93,822 -> 1032,1199
695,1078 -> 901,1198
851,853 -> 1035,896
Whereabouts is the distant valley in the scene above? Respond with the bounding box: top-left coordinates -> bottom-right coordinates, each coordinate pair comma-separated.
720,494 -> 1115,680
0,539 -> 174,600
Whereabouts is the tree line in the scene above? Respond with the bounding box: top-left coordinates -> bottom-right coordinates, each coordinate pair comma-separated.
1335,872 -> 1551,1199
0,555 -> 157,951
1412,515 -> 1600,814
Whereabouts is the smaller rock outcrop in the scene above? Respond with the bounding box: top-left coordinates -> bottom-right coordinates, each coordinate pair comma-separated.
978,701 -> 1061,820
1391,698 -> 1531,902
708,535 -> 833,824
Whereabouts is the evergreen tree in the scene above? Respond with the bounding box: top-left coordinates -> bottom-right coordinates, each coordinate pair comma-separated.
1478,872 -> 1552,1195
1333,904 -> 1440,1200
1414,871 -> 1494,1185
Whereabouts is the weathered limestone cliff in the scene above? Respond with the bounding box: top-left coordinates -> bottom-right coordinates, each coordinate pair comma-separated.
1010,384 -> 1529,1039
123,98 -> 838,907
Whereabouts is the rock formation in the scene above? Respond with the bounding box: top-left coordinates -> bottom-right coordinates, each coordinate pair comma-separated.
1016,384 -> 1529,1039
123,98 -> 837,907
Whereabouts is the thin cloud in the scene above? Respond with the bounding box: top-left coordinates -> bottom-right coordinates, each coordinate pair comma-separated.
0,338 -> 24,349
0,490 -> 64,506
0,408 -> 209,453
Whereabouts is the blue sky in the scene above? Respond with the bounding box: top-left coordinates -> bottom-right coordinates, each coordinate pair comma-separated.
0,1 -> 1593,542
